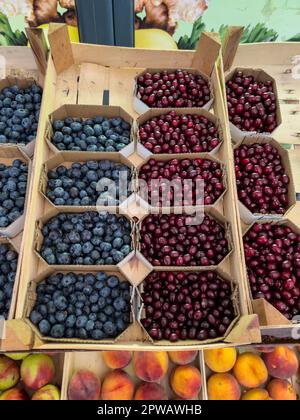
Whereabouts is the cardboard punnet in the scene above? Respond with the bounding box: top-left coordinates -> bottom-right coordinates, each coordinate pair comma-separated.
0,77 -> 43,157
0,145 -> 32,238
23,268 -> 137,345
60,350 -> 206,400
137,266 -> 241,346
135,153 -> 227,214
33,207 -> 136,274
225,67 -> 282,143
0,235 -> 21,328
136,108 -> 224,158
234,136 -> 296,224
135,207 -> 234,278
242,219 -> 300,327
39,151 -> 136,210
45,104 -> 136,157
133,68 -> 214,115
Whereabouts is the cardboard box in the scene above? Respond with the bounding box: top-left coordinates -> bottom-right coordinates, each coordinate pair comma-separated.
0,145 -> 32,238
39,151 -> 135,210
45,104 -> 136,157
136,108 -> 224,158
23,268 -> 137,345
225,67 -> 282,143
0,76 -> 43,157
234,136 -> 296,224
133,68 -> 214,115
137,267 -> 240,346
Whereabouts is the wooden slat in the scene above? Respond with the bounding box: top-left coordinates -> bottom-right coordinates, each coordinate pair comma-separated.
77,63 -> 108,105
222,26 -> 244,72
109,67 -> 141,117
25,28 -> 48,76
55,65 -> 80,109
192,32 -> 221,77
48,24 -> 74,74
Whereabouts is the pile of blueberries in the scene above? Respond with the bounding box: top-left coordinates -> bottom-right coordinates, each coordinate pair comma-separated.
51,116 -> 131,152
40,212 -> 132,265
0,83 -> 42,145
0,159 -> 28,227
30,272 -> 132,340
46,160 -> 132,206
0,243 -> 18,319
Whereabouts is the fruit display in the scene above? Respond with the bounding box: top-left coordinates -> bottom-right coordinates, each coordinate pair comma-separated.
136,70 -> 211,109
138,111 -> 221,154
226,70 -> 278,134
243,222 -> 300,319
235,142 -> 290,215
205,346 -> 299,400
0,242 -> 19,319
51,116 -> 132,152
39,212 -> 132,265
29,272 -> 132,340
0,83 -> 42,145
140,213 -> 230,267
141,271 -> 237,342
46,160 -> 132,206
0,353 -> 61,400
138,158 -> 225,206
66,350 -> 202,400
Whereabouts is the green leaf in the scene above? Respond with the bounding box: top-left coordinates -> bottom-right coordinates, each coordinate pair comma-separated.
287,33 -> 300,42
177,16 -> 206,50
0,12 -> 27,46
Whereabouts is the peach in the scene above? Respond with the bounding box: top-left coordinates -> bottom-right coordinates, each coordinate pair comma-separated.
0,355 -> 20,391
135,383 -> 168,400
68,370 -> 101,400
102,351 -> 132,369
101,369 -> 134,400
5,353 -> 30,361
233,353 -> 268,388
168,351 -> 198,365
264,346 -> 299,379
207,373 -> 241,400
242,389 -> 270,400
32,384 -> 61,400
21,354 -> 55,391
170,365 -> 202,399
267,379 -> 297,400
204,348 -> 237,373
0,388 -> 29,400
133,351 -> 168,382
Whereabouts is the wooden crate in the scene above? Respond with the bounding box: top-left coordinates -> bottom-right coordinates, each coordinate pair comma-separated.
1,24 -> 260,352
221,31 -> 300,341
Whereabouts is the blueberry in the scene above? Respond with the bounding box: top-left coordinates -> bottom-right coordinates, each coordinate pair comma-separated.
54,295 -> 68,310
103,321 -> 116,337
77,328 -> 88,339
38,319 -> 51,335
116,319 -> 126,332
113,297 -> 127,311
65,328 -> 75,338
92,329 -> 104,340
30,310 -> 43,325
100,287 -> 111,298
50,324 -> 65,338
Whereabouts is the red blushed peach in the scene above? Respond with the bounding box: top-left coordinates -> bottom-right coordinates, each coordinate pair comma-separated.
133,351 -> 168,382
204,348 -> 237,373
68,370 -> 101,400
102,351 -> 132,369
0,355 -> 20,391
233,353 -> 268,388
264,346 -> 299,380
242,389 -> 270,400
135,383 -> 168,400
32,384 -> 61,400
170,365 -> 202,399
208,373 -> 241,400
20,354 -> 55,391
101,370 -> 134,400
0,388 -> 29,400
168,351 -> 198,365
267,379 -> 297,401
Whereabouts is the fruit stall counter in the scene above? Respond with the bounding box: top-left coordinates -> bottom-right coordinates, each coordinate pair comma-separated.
0,25 -> 299,352
0,346 -> 299,400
